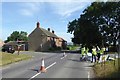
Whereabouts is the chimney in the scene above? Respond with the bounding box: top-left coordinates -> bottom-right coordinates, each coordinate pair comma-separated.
48,28 -> 50,31
37,22 -> 40,28
52,30 -> 54,34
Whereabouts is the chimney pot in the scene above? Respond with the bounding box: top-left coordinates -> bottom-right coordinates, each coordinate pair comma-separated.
52,30 -> 54,34
48,28 -> 50,31
37,22 -> 40,28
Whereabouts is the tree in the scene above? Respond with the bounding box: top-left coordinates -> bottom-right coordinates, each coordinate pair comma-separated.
68,18 -> 102,47
67,1 -> 120,47
5,31 -> 28,43
83,2 -> 120,46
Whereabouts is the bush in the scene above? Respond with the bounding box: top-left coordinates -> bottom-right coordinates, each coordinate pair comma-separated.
48,47 -> 62,51
48,47 -> 54,51
66,47 -> 70,50
67,45 -> 79,50
56,47 -> 62,50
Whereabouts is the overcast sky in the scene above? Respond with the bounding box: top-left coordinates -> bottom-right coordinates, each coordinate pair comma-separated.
1,0 -> 94,42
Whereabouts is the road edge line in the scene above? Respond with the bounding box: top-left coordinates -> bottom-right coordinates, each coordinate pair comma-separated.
88,71 -> 90,79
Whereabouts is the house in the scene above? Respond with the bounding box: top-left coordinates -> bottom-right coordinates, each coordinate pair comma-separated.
56,37 -> 67,49
0,39 -> 4,51
3,41 -> 28,51
0,39 -> 4,47
28,22 -> 67,51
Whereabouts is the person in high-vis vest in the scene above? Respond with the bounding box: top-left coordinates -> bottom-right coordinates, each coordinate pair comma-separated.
85,47 -> 89,55
85,47 -> 89,61
100,47 -> 105,55
102,47 -> 105,53
98,47 -> 105,62
102,47 -> 106,54
91,46 -> 97,63
97,46 -> 101,61
81,46 -> 86,60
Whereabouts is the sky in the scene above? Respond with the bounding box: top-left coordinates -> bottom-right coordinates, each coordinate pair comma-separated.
1,0 -> 95,43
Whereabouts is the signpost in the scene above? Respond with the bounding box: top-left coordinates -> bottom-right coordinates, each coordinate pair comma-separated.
17,45 -> 21,55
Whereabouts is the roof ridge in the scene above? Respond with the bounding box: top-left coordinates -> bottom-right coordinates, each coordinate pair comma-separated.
40,27 -> 58,38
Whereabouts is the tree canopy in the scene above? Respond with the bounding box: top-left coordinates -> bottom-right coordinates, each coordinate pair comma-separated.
5,31 -> 28,43
67,2 -> 120,47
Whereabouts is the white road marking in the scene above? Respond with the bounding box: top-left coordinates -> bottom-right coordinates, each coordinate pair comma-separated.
15,63 -> 19,64
28,62 -> 56,80
28,72 -> 41,80
46,62 -> 56,70
61,55 -> 67,59
1,66 -> 11,70
61,57 -> 64,59
65,55 -> 67,57
88,71 -> 90,79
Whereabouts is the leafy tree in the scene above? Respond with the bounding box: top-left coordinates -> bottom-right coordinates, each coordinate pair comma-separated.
68,18 -> 102,47
67,2 -> 120,47
83,2 -> 120,46
5,31 -> 28,43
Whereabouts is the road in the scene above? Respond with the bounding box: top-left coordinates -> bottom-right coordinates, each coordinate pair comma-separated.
1,51 -> 95,79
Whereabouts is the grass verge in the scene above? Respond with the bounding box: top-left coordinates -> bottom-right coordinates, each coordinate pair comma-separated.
93,58 -> 120,78
106,52 -> 117,54
67,45 -> 79,50
0,52 -> 32,66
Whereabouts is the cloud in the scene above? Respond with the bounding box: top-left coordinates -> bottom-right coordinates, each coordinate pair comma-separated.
49,2 -> 91,18
2,0 -> 96,2
19,3 -> 41,16
2,0 -> 118,2
0,3 -> 2,39
20,9 -> 32,16
18,1 -> 91,18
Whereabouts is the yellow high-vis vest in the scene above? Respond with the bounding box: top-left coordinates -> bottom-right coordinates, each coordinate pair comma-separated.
100,47 -> 105,54
85,48 -> 89,54
92,48 -> 97,55
81,47 -> 85,56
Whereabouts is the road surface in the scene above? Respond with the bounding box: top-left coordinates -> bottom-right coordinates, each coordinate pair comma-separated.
1,51 -> 95,79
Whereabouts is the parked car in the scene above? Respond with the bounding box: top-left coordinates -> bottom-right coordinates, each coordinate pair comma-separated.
1,45 -> 15,53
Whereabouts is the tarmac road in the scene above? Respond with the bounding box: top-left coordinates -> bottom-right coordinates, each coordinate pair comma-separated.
1,51 -> 95,79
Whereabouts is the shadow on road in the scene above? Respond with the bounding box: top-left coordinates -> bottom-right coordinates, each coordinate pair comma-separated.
44,50 -> 80,54
29,68 -> 39,73
67,59 -> 80,62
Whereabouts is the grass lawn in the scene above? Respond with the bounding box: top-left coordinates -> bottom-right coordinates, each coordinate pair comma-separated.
67,45 -> 79,51
93,58 -> 120,78
0,52 -> 32,66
